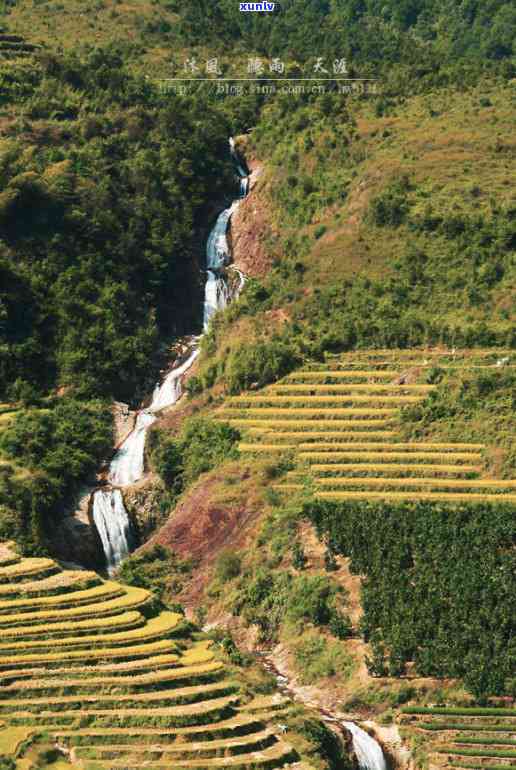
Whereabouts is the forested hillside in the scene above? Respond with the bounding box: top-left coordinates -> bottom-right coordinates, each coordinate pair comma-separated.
0,5 -> 514,767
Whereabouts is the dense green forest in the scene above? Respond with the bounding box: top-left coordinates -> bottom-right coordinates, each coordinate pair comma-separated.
179,0 -> 515,73
0,50 -> 243,402
307,499 -> 515,699
0,399 -> 113,553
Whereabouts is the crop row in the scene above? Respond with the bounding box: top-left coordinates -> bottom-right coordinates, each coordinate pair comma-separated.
454,738 -> 516,746
437,747 -> 516,758
228,395 -> 424,405
313,477 -> 516,490
299,451 -> 483,463
449,763 -> 514,770
306,464 -> 480,477
75,727 -> 276,757
228,420 -> 393,430
82,738 -> 296,769
402,707 -> 516,717
222,408 -> 398,417
1,662 -> 224,696
269,383 -> 435,393
0,558 -> 58,584
315,490 -> 516,502
0,652 -> 182,684
0,611 -> 183,654
286,370 -> 400,380
243,430 -> 399,441
50,714 -> 264,743
0,637 -> 177,669
9,694 -> 240,728
0,578 -> 121,614
0,584 -> 150,628
417,723 -> 516,732
0,681 -> 240,713
0,610 -> 145,641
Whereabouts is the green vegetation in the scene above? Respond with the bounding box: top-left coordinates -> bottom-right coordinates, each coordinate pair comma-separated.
118,544 -> 194,610
400,367 -> 516,476
191,76 -> 515,397
0,399 -> 112,553
0,50 -> 239,403
307,499 -> 515,699
150,416 -> 240,498
229,569 -> 351,644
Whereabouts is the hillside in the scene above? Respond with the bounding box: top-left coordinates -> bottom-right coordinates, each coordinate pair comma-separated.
192,79 -> 515,399
0,3 -> 514,770
0,540 -> 352,770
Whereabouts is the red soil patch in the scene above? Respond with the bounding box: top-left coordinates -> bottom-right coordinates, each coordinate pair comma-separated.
145,467 -> 263,606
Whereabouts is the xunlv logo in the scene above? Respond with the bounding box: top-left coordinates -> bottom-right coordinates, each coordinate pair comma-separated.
240,2 -> 278,11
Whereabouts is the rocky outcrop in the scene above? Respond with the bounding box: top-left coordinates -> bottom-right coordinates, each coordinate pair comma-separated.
122,474 -> 166,544
52,487 -> 105,570
230,158 -> 275,278
112,401 -> 136,447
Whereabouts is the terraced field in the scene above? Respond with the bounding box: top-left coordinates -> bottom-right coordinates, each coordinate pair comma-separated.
0,545 -> 300,770
401,706 -> 516,770
224,349 -> 516,504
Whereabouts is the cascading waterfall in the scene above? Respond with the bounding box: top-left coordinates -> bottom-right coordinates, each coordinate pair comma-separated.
342,722 -> 387,770
257,655 -> 388,770
150,346 -> 201,413
92,489 -> 134,571
108,411 -> 157,488
92,138 -> 249,573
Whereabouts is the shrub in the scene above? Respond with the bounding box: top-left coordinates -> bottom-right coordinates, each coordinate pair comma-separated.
154,417 -> 240,493
225,339 -> 301,394
368,176 -> 411,227
215,551 -> 242,583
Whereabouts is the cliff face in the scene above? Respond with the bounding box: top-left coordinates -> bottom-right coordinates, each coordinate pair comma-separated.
230,160 -> 275,279
51,488 -> 105,570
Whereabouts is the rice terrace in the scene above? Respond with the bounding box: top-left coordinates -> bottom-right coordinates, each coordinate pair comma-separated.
0,0 -> 514,769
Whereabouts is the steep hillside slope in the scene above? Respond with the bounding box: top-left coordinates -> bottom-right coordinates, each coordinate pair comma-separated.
191,81 -> 515,397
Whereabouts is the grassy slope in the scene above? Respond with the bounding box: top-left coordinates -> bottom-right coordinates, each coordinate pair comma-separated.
195,79 -> 515,391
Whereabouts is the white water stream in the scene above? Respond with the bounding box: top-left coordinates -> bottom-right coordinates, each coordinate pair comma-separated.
342,721 -> 387,770
91,489 -> 133,571
258,655 -> 388,770
91,138 -> 249,572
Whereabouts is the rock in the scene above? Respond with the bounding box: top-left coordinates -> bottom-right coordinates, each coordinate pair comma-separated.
51,487 -> 105,570
112,401 -> 136,447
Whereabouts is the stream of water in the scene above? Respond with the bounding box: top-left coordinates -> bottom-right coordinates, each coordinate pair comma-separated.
90,139 -> 249,573
258,655 -> 387,770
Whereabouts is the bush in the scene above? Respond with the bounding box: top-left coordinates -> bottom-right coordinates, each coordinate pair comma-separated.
153,417 -> 240,495
294,633 -> 355,684
118,544 -> 193,607
215,550 -> 242,583
368,176 -> 411,227
225,339 -> 301,394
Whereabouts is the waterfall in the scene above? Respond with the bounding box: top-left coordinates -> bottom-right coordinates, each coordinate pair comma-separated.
206,200 -> 240,271
108,411 -> 157,487
202,136 -> 248,328
342,722 -> 387,770
150,346 -> 201,412
92,137 -> 249,572
230,266 -> 247,297
203,271 -> 231,331
92,489 -> 134,573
